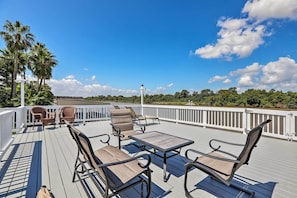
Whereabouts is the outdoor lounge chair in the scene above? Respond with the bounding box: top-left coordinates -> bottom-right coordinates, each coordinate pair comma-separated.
59,106 -> 76,127
184,119 -> 272,198
125,106 -> 160,128
113,105 -> 120,109
67,124 -> 151,198
30,106 -> 56,130
110,109 -> 144,148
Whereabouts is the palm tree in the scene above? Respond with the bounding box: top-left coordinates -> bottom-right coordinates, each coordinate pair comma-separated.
29,42 -> 57,91
0,20 -> 34,98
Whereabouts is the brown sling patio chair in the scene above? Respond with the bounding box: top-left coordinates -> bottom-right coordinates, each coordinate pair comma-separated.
125,106 -> 160,131
184,119 -> 272,198
30,106 -> 56,130
110,109 -> 144,148
67,124 -> 151,198
59,106 -> 76,127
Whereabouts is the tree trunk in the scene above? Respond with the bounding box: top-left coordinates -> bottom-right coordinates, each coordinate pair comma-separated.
38,78 -> 43,91
11,56 -> 18,98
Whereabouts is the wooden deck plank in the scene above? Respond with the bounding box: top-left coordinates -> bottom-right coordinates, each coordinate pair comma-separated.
44,127 -> 68,197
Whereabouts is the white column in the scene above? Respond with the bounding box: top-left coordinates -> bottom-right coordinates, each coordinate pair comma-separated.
140,84 -> 144,115
20,74 -> 25,107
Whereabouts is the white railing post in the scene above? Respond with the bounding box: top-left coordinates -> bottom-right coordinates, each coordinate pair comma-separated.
202,110 -> 207,128
20,74 -> 25,107
176,108 -> 179,123
286,112 -> 294,141
243,108 -> 252,134
14,106 -> 27,133
83,107 -> 87,125
140,84 -> 144,115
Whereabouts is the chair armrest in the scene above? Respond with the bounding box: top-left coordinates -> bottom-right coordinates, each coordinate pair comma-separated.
88,134 -> 110,145
110,123 -> 124,138
58,110 -> 63,117
110,123 -> 120,133
32,112 -> 43,118
209,139 -> 244,158
185,148 -> 239,163
98,153 -> 151,169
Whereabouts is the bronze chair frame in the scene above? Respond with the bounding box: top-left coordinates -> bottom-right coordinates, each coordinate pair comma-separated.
67,124 -> 151,198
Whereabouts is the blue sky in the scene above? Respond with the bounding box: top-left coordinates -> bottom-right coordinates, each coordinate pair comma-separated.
1,0 -> 297,97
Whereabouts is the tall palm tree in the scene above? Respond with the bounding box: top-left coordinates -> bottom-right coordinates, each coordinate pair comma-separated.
29,42 -> 57,91
0,20 -> 34,98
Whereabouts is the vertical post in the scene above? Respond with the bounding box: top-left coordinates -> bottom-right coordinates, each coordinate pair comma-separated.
140,84 -> 144,115
20,74 -> 25,107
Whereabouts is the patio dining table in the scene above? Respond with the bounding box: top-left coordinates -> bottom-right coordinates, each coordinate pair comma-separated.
129,131 -> 194,181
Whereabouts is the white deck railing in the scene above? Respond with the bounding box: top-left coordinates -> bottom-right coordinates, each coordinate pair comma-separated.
0,104 -> 296,145
0,111 -> 14,160
140,105 -> 297,141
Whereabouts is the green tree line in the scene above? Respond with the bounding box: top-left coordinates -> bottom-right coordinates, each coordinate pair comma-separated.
86,87 -> 297,109
0,20 -> 56,107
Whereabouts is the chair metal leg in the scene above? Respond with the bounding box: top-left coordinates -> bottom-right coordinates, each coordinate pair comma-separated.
184,164 -> 193,198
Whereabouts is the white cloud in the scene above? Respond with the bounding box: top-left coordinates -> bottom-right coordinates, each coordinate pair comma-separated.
65,75 -> 75,79
230,62 -> 260,76
238,75 -> 255,87
208,75 -> 228,83
34,75 -> 171,97
46,77 -> 138,97
91,75 -> 96,81
230,62 -> 261,87
223,78 -> 231,84
167,83 -> 174,87
195,18 -> 268,59
155,87 -> 166,93
261,57 -> 297,84
242,0 -> 297,22
211,57 -> 297,91
194,0 -> 297,59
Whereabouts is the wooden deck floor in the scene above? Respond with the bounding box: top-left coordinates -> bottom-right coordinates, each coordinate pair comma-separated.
0,120 -> 297,197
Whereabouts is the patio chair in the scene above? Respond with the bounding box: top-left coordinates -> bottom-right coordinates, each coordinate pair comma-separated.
59,106 -> 76,127
125,106 -> 160,127
184,119 -> 272,198
67,124 -> 151,198
110,109 -> 144,148
113,105 -> 120,109
30,106 -> 56,130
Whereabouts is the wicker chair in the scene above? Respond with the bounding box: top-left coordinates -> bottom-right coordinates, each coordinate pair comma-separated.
30,106 -> 56,130
59,106 -> 76,127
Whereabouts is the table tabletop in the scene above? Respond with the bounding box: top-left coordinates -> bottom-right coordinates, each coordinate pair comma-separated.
129,131 -> 194,153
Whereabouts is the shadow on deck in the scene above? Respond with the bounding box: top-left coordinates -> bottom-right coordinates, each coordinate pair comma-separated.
0,141 -> 42,197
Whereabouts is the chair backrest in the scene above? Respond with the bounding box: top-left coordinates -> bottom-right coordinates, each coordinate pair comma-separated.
235,119 -> 271,171
67,125 -> 107,182
67,124 -> 84,154
110,109 -> 133,131
61,106 -> 76,117
124,106 -> 137,119
31,106 -> 47,119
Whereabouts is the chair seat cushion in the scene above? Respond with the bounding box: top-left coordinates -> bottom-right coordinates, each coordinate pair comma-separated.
197,151 -> 234,181
94,145 -> 145,188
